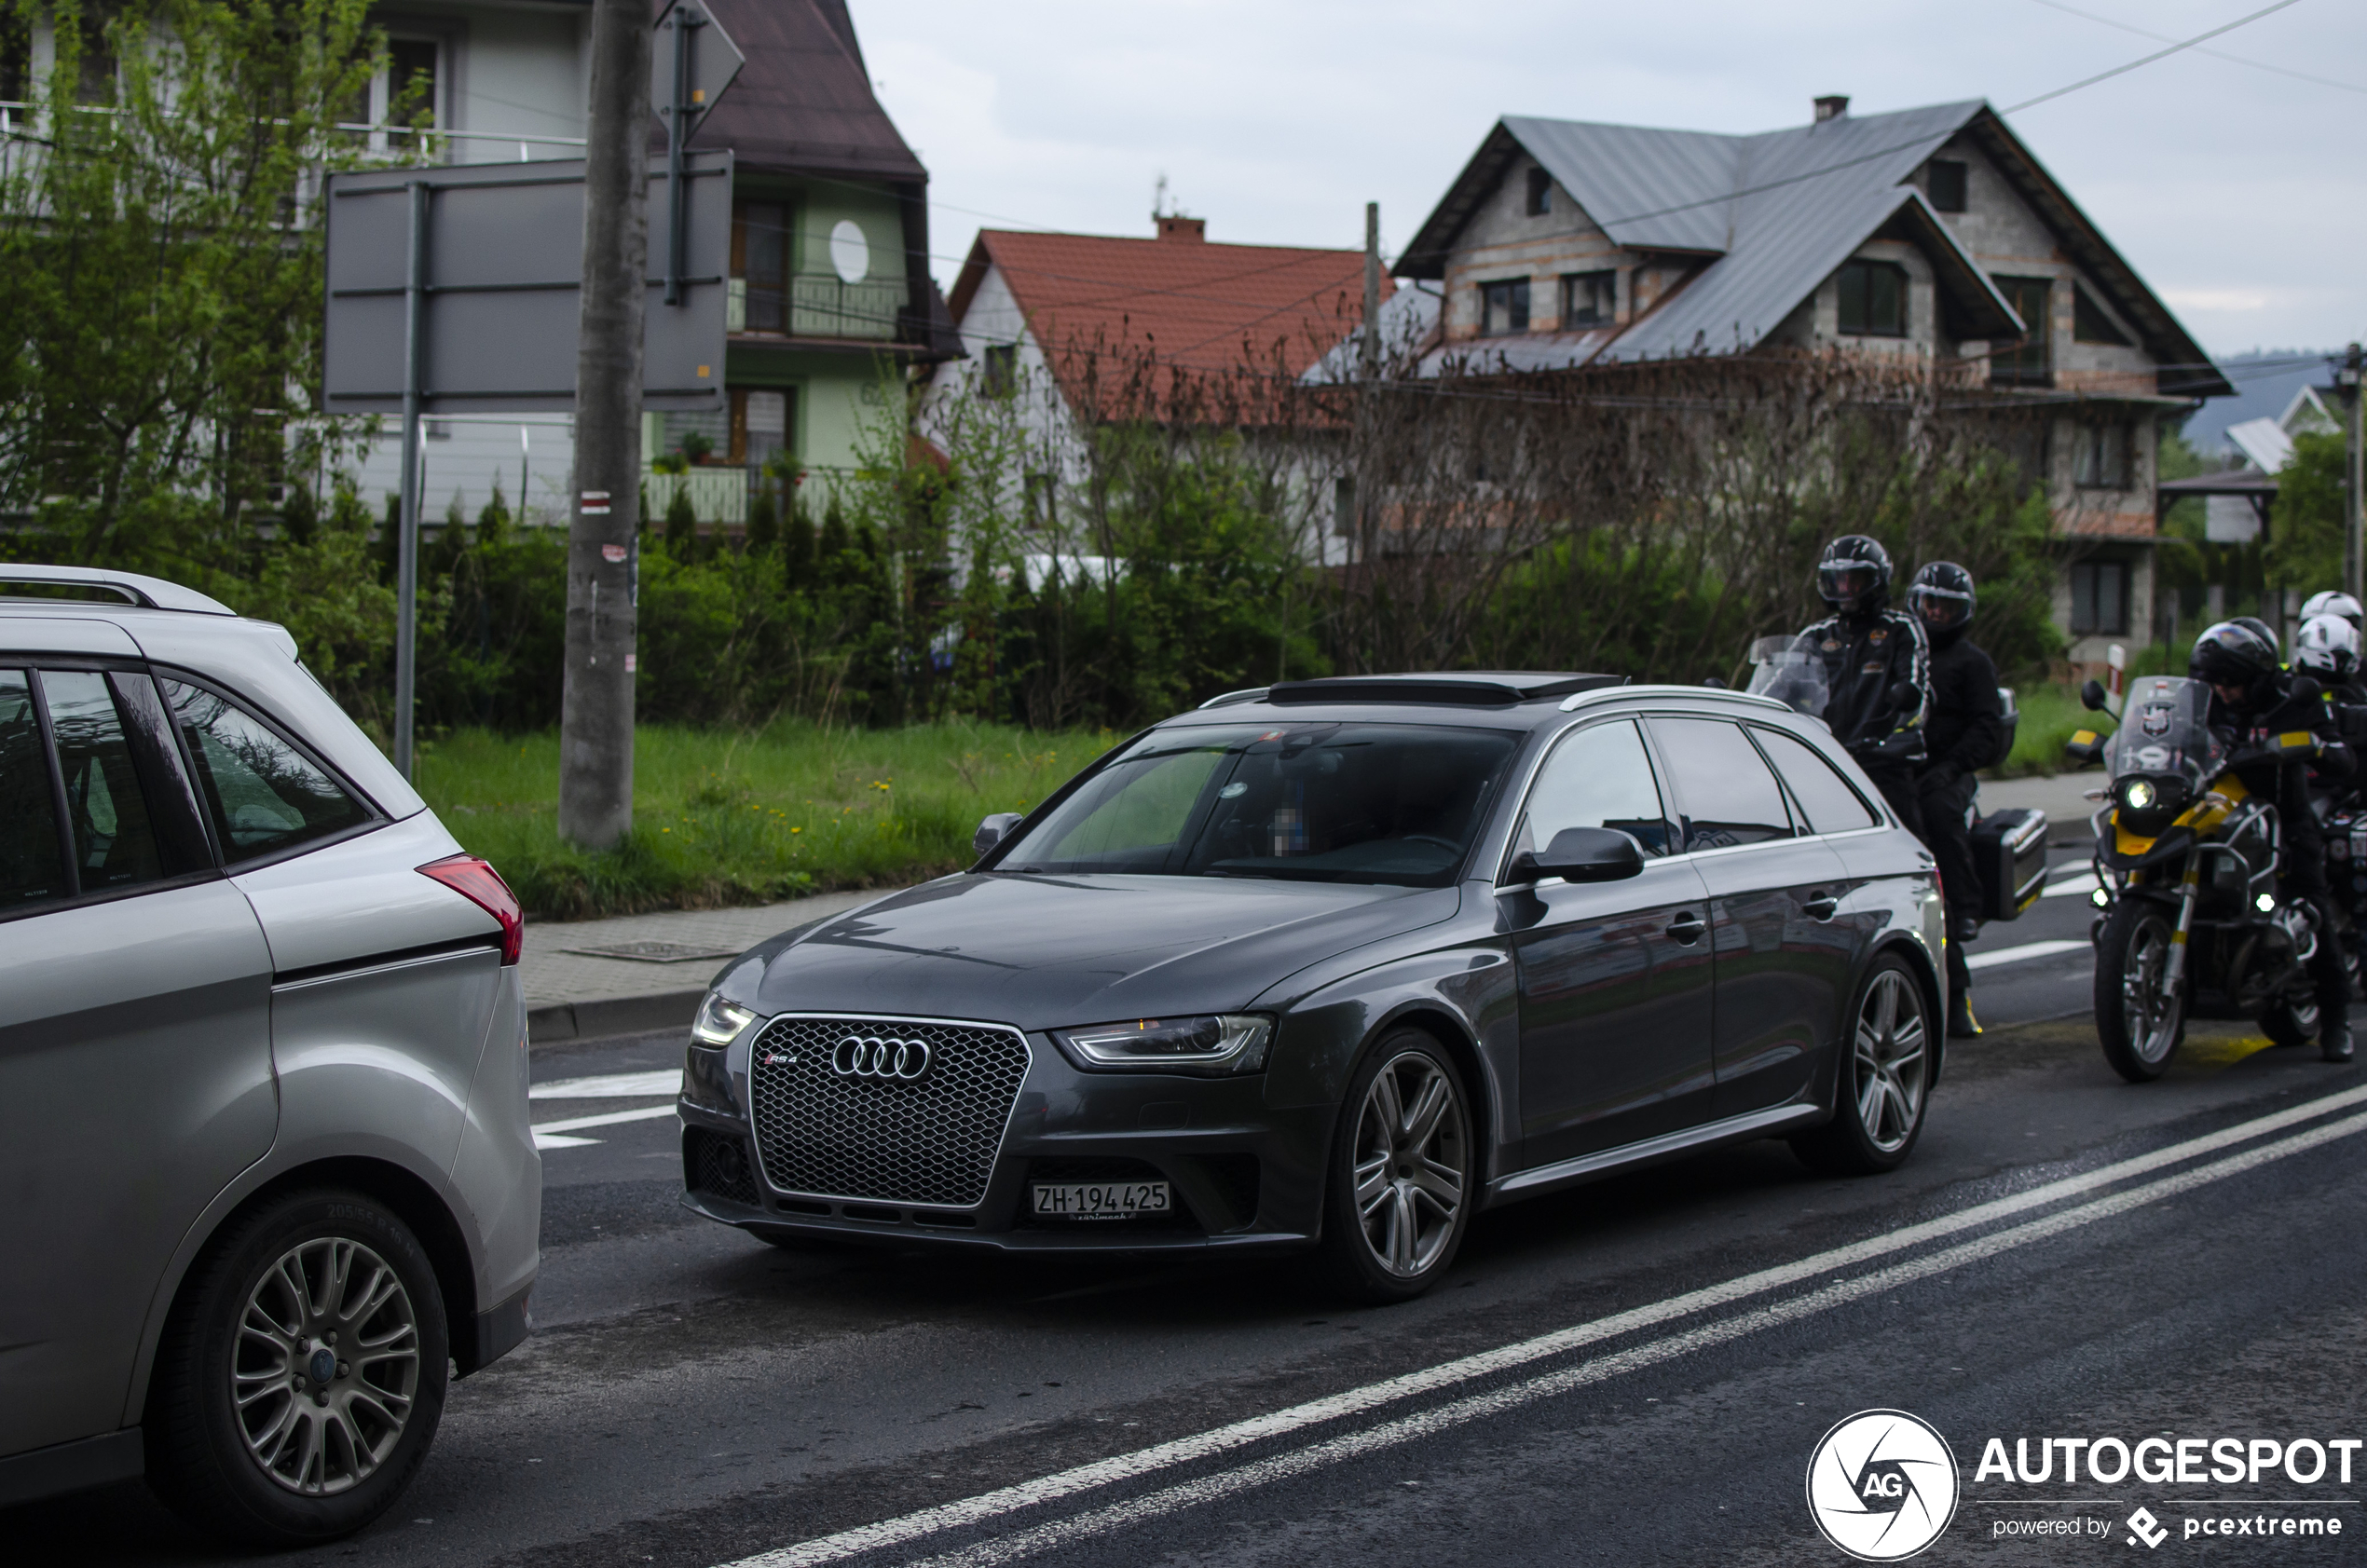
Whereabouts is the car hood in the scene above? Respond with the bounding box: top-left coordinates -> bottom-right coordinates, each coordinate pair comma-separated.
730,873 -> 1461,1031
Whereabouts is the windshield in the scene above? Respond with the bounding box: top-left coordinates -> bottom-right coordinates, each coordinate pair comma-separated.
1746,634 -> 1830,719
2111,675 -> 2223,792
994,721 -> 1520,886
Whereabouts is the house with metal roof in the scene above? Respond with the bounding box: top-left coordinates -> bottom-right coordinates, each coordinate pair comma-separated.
1376,94 -> 2232,666
341,0 -> 959,525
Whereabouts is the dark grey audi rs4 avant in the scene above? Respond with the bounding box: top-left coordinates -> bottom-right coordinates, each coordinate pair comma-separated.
679,674 -> 1945,1299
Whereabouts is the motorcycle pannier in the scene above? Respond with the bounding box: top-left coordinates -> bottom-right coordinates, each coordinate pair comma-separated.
1972,808 -> 2049,921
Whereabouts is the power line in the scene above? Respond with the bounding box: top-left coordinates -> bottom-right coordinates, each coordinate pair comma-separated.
2004,0 -> 2306,113
2029,0 -> 2367,97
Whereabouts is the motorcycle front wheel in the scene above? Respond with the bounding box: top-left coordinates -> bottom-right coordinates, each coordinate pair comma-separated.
2096,900 -> 2186,1082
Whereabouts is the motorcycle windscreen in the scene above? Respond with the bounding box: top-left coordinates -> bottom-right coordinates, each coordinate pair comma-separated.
1745,634 -> 1830,719
2113,676 -> 2224,799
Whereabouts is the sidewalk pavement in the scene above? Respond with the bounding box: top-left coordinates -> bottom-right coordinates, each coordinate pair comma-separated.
1977,771 -> 2101,845
522,886 -> 893,1045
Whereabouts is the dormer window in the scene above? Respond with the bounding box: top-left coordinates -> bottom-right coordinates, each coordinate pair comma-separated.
1481,279 -> 1530,336
1525,167 -> 1552,216
1561,271 -> 1616,329
1836,260 -> 1908,337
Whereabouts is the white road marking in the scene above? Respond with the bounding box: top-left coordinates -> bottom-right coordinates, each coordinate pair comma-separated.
909,1107 -> 2367,1568
2043,869 -> 2101,898
532,1104 -> 678,1151
531,1069 -> 684,1099
532,1131 -> 602,1150
1965,938 -> 2088,971
715,1084 -> 2367,1568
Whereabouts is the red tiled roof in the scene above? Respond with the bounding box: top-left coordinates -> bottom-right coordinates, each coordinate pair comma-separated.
950,221 -> 1389,415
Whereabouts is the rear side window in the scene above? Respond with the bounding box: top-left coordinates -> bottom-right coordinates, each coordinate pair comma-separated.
1647,717 -> 1795,850
1752,726 -> 1881,834
0,671 -> 67,907
38,669 -> 169,893
161,679 -> 370,865
1521,718 -> 1676,857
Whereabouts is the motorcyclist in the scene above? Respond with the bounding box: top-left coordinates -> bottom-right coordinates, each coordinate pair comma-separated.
2191,620 -> 2357,1062
2294,613 -> 2367,707
1796,536 -> 1932,839
1908,563 -> 2004,1039
2302,590 -> 2365,639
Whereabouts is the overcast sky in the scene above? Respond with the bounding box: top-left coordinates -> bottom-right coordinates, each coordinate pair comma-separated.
856,0 -> 2366,362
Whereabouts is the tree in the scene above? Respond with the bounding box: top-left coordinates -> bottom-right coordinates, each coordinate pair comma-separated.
2267,431 -> 2347,590
0,0 -> 388,573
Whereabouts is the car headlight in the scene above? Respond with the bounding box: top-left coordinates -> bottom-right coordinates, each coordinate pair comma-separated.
1052,1014 -> 1273,1076
691,991 -> 757,1046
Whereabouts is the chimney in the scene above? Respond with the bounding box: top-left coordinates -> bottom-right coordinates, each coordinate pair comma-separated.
1155,214 -> 1206,243
1813,95 -> 1850,123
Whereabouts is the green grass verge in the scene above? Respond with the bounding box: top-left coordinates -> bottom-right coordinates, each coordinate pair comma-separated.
1995,681 -> 2103,778
415,719 -> 1121,920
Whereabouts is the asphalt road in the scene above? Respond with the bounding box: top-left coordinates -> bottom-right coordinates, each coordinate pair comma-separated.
18,845 -> 2367,1567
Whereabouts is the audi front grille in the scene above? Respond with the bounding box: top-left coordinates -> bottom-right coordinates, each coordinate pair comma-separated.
746,1015 -> 1031,1207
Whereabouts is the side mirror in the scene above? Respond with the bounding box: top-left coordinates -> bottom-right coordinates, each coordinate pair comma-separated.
973,811 -> 1024,858
1531,826 -> 1646,883
2080,679 -> 2109,713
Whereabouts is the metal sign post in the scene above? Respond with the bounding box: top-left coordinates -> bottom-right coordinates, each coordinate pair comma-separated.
394,180 -> 428,780
652,1 -> 741,309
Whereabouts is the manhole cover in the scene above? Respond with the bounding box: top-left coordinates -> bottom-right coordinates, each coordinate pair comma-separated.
563,940 -> 740,963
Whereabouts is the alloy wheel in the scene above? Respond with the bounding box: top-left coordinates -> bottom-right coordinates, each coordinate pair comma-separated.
1853,970 -> 1928,1154
232,1236 -> 422,1495
1349,1051 -> 1469,1277
2123,914 -> 2181,1066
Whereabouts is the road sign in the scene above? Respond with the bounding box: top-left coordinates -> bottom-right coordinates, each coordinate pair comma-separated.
651,1 -> 744,130
320,150 -> 732,415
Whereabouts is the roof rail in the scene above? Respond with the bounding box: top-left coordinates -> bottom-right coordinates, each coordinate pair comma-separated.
1266,673 -> 1621,707
1197,687 -> 1270,709
1561,682 -> 1793,714
0,564 -> 236,616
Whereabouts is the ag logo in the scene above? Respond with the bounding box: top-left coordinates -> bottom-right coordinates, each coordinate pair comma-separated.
1805,1409 -> 1960,1561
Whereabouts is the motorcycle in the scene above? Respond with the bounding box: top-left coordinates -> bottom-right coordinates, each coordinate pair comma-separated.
2069,674 -> 2327,1081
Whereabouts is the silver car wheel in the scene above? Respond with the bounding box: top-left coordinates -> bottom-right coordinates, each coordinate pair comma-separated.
232,1236 -> 421,1496
1350,1051 -> 1468,1278
1853,969 -> 1928,1155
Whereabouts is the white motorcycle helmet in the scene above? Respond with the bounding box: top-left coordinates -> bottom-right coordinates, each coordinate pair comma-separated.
2300,590 -> 2364,634
2293,612 -> 2362,682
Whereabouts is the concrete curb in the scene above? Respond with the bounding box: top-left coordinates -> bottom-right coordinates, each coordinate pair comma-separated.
528,988 -> 706,1048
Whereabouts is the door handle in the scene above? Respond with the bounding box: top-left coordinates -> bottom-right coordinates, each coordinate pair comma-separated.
1805,893 -> 1840,920
1666,911 -> 1706,945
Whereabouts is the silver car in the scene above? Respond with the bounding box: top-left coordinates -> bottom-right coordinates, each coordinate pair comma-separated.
0,565 -> 539,1545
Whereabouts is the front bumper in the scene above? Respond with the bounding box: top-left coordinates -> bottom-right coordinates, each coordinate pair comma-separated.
677,1033 -> 1331,1253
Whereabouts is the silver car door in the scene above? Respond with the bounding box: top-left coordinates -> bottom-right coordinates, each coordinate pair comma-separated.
0,664 -> 273,1460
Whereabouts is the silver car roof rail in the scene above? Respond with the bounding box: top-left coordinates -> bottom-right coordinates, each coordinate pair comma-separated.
0,564 -> 237,615
1197,687 -> 1270,708
1560,682 -> 1794,714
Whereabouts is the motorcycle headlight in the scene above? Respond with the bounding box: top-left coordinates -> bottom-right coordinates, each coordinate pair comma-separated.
2115,773 -> 2187,827
2123,778 -> 2155,811
1052,1014 -> 1273,1076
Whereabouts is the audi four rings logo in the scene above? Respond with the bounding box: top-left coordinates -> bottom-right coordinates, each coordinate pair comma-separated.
831,1034 -> 933,1081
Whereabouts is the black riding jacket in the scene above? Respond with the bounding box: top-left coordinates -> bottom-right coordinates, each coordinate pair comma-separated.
1794,603 -> 1931,766
2209,675 -> 2356,847
1918,629 -> 2004,788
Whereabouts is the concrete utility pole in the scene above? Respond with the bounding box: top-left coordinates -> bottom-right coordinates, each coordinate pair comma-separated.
2342,343 -> 2364,610
559,0 -> 653,850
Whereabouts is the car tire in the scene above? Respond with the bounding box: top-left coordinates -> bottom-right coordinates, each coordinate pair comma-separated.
145,1188 -> 449,1548
1317,1030 -> 1476,1303
1790,954 -> 1933,1176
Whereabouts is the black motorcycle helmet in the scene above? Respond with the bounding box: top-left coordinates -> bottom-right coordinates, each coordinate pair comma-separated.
2190,620 -> 2283,710
1907,561 -> 1976,640
1816,536 -> 1893,616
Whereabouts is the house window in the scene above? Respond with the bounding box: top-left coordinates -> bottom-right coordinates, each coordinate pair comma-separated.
1836,261 -> 1908,336
1481,279 -> 1529,336
1926,159 -> 1967,213
1525,167 -> 1552,217
732,201 -> 789,334
2070,561 -> 2129,636
2071,423 -> 2129,489
1334,475 -> 1356,538
1991,275 -> 2053,385
1561,270 -> 1616,329
2073,283 -> 2133,347
981,344 -> 1018,399
730,388 -> 791,468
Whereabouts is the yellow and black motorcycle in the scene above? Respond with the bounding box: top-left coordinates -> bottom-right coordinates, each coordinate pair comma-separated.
2072,675 -> 2327,1082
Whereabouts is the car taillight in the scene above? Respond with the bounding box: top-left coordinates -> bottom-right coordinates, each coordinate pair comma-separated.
418,853 -> 524,965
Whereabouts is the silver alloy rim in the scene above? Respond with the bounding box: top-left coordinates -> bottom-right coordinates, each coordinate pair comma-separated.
1854,971 -> 1928,1154
2123,914 -> 2182,1065
232,1237 -> 420,1495
1350,1052 -> 1468,1278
